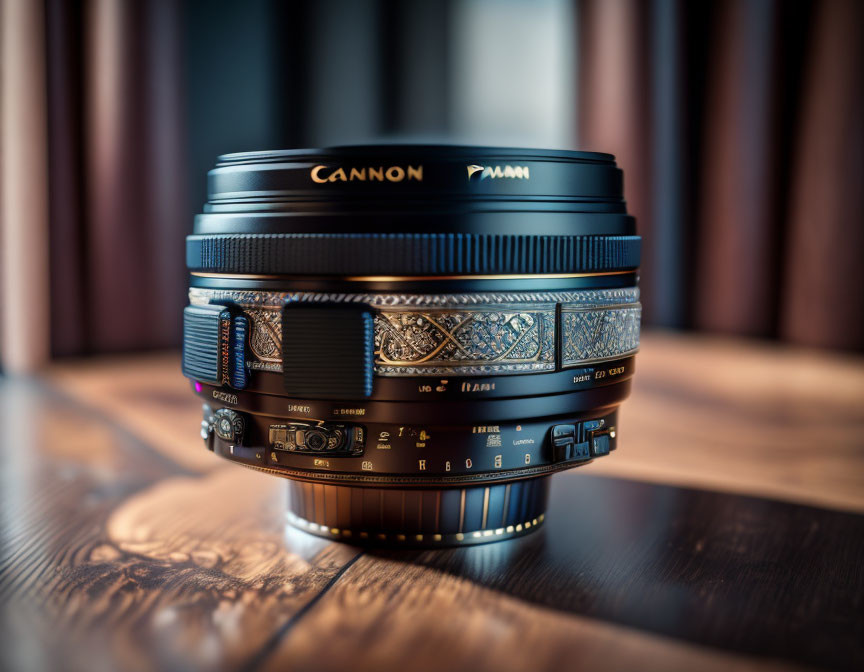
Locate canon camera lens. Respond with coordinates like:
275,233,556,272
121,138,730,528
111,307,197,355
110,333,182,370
183,145,641,546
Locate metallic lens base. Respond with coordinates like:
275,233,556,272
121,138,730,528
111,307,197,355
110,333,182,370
285,478,549,547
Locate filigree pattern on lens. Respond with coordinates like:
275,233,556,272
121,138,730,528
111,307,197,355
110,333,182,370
244,309,282,363
188,286,640,308
188,288,640,375
560,305,641,366
375,309,555,375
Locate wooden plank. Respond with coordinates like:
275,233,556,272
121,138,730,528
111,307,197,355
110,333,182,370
5,333,861,671
0,378,357,671
261,474,864,672
588,332,864,512
48,352,214,473
262,559,807,672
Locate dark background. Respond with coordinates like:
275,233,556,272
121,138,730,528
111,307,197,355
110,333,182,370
21,0,864,358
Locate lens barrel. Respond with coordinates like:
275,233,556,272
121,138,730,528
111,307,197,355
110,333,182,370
183,145,641,546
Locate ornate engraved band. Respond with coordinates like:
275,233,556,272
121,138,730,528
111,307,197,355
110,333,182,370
561,304,642,367
188,287,641,376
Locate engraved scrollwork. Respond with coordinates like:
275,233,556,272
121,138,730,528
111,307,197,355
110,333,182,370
244,308,282,363
187,287,641,376
560,305,641,366
374,310,555,372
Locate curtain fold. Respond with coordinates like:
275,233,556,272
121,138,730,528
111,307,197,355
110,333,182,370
83,0,186,352
46,0,187,356
694,0,779,337
1,0,51,372
781,0,864,349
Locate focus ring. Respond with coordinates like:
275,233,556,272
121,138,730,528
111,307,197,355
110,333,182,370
186,233,641,275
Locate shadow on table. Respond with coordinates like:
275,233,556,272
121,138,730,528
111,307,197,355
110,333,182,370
365,473,864,671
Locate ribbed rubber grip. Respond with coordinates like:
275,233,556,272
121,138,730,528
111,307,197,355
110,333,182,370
187,233,640,275
282,303,374,399
182,304,249,388
182,304,223,384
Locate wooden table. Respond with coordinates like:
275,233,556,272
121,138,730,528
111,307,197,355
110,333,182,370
1,333,862,671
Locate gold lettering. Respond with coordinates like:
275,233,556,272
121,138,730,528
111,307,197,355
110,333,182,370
494,455,502,468
385,166,405,182
212,390,238,405
328,167,347,182
525,453,531,465
418,460,426,471
312,164,423,185
310,165,328,183
445,460,451,471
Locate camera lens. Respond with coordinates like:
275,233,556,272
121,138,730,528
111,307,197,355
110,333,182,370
183,145,641,546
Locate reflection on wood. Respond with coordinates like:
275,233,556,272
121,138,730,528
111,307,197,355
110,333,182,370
0,379,357,671
267,553,803,672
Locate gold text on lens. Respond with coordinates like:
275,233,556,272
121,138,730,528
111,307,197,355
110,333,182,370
310,165,423,183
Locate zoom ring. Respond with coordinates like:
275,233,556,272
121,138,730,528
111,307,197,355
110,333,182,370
187,233,641,275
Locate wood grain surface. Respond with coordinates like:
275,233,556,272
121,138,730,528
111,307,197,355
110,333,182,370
2,332,863,671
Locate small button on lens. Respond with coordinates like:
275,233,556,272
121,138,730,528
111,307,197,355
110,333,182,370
305,430,327,451
588,430,611,457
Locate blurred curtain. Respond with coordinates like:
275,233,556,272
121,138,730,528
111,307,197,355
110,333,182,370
579,0,864,350
43,0,308,358
1,0,51,372
46,0,187,355
5,0,862,367
37,0,433,360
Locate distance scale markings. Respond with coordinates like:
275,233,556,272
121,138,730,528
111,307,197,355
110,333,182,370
367,423,535,473
264,419,585,475
200,388,620,478
199,356,636,403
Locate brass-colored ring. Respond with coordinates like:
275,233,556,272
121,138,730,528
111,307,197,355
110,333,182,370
190,270,635,281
